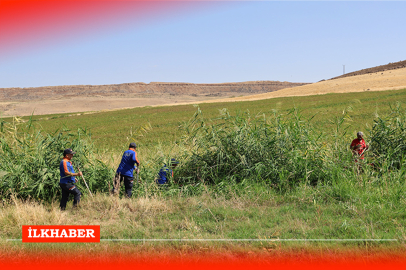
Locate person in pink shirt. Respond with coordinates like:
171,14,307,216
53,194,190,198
350,131,369,160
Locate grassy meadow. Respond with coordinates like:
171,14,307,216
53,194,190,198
21,87,406,150
1,88,406,256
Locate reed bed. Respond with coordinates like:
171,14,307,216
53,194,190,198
1,105,406,201
176,106,406,191
0,117,112,201
370,103,406,171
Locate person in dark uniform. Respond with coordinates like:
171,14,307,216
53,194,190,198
156,158,179,185
113,142,140,198
59,148,82,210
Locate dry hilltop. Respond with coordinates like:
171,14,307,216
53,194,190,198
1,60,406,117
329,60,406,80
0,81,308,116
0,81,308,102
197,60,406,104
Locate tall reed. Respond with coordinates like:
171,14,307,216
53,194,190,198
175,106,406,191
1,104,405,201
0,116,113,201
370,103,406,172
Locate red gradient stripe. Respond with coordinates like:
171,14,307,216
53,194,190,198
1,253,406,270
0,0,209,58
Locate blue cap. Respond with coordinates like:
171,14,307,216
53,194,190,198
63,148,76,156
170,158,179,165
129,142,137,148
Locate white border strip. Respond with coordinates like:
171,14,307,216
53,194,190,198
99,239,398,242
5,238,398,242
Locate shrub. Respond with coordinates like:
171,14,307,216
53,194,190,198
0,117,113,201
176,108,347,189
370,103,406,171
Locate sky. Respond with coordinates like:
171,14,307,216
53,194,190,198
0,0,406,88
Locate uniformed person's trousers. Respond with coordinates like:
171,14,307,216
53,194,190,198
59,182,81,210
113,174,134,198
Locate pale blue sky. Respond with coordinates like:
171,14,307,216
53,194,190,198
1,1,405,88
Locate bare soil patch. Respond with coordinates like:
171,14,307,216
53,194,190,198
0,95,226,117
212,67,406,103
0,81,307,117
330,59,406,80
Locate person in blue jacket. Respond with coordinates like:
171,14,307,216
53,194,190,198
59,148,83,210
156,158,179,185
113,142,140,198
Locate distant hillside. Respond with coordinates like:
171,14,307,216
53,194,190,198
330,60,406,80
0,81,309,102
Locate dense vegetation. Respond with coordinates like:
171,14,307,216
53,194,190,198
13,88,406,151
176,104,406,189
0,118,112,201
0,89,406,244
178,108,335,187
370,104,406,171
1,102,405,201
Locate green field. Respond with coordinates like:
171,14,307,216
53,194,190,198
22,88,406,150
1,88,406,253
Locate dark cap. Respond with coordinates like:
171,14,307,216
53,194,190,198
63,148,76,156
170,158,179,165
129,142,137,148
